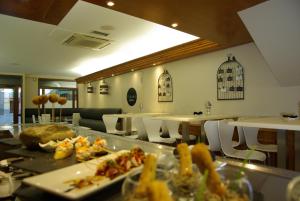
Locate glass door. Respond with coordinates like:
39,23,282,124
0,87,21,125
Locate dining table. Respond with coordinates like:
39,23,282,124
0,124,299,201
102,113,167,134
228,116,300,170
152,114,239,142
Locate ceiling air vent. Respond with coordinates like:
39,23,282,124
63,33,110,50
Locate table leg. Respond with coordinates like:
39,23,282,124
295,131,300,171
277,129,286,168
200,121,206,143
181,122,190,143
125,117,132,134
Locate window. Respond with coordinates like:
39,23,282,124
38,79,78,108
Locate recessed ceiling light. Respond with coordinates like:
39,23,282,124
131,69,134,72
171,23,178,28
111,74,115,77
107,1,115,7
152,63,156,66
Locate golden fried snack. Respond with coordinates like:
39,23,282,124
191,143,225,196
177,143,193,176
147,181,174,201
48,93,59,103
134,154,157,197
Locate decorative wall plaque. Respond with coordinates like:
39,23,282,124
99,80,109,95
127,88,137,106
158,70,173,102
217,55,244,100
87,82,93,93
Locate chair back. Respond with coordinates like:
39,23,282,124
103,116,118,133
142,117,162,142
204,120,221,151
32,115,36,124
132,117,147,140
236,126,246,146
218,120,235,155
41,114,51,124
243,127,260,147
164,120,181,139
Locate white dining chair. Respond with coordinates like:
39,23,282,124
32,115,37,124
203,120,222,152
218,120,266,162
232,126,246,147
103,115,126,136
143,117,176,144
164,120,196,141
242,127,278,153
41,114,51,124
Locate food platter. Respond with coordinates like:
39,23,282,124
23,150,142,200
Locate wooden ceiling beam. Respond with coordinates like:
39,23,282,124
76,39,222,83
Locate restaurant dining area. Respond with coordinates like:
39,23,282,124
0,0,300,201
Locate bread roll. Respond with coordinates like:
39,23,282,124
19,125,75,149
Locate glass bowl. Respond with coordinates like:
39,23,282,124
122,168,171,201
214,167,253,201
170,164,201,200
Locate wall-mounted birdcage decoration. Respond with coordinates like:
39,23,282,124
99,80,109,95
158,70,173,102
217,55,244,100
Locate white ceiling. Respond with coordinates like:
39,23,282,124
239,0,300,86
0,0,198,78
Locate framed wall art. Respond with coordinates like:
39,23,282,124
217,55,244,100
158,70,173,102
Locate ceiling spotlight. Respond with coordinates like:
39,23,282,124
171,23,178,28
131,69,134,72
107,1,115,7
111,74,115,77
152,63,156,66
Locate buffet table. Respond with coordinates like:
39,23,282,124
0,124,299,201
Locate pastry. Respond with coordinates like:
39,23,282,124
19,125,75,149
54,141,73,160
76,146,91,162
75,136,90,150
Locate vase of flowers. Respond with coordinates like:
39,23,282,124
32,96,41,116
39,95,49,114
48,94,59,122
58,97,67,122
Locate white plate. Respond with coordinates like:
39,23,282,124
23,150,140,200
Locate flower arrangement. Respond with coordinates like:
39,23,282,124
58,97,67,122
32,96,41,116
48,94,59,122
39,95,49,114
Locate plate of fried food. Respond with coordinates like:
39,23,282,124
39,136,110,162
23,147,146,200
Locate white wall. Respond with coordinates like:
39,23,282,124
78,43,300,116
